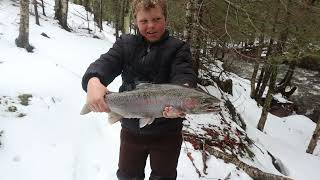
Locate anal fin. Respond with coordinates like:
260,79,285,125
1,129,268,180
139,117,155,128
108,112,123,124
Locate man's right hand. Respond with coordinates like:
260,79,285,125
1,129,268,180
87,77,110,113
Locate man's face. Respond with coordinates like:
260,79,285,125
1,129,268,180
136,5,166,42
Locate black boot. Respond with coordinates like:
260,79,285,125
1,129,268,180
117,169,145,180
149,174,176,180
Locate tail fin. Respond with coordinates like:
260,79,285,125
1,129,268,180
80,104,91,115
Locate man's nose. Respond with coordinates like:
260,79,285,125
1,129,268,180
147,21,155,28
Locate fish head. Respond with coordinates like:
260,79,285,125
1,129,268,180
182,95,221,114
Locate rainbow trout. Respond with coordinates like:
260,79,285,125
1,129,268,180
80,83,221,128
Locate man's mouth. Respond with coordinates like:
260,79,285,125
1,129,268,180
147,32,157,35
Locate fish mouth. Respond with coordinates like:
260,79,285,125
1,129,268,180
206,105,221,112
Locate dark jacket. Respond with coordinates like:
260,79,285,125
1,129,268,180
82,30,197,134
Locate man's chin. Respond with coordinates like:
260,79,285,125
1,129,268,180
146,37,160,42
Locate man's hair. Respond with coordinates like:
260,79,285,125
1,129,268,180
132,0,167,20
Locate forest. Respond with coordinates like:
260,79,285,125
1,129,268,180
17,0,320,120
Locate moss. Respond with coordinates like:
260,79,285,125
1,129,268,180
18,94,32,106
17,113,26,118
8,106,17,112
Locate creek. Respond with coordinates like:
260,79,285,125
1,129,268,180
226,59,320,122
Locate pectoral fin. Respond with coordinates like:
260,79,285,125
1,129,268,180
80,104,91,115
108,112,123,124
139,117,155,128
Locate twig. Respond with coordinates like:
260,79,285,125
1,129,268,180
182,134,202,177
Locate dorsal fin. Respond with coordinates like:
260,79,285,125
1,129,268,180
135,83,155,89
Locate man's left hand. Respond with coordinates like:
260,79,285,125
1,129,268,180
163,106,186,118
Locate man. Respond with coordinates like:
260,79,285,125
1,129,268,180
82,0,197,179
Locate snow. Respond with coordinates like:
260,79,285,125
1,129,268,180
0,0,319,180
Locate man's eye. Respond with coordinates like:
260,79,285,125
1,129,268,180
140,20,148,24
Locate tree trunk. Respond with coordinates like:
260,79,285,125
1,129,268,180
192,0,203,76
113,0,120,38
61,0,70,31
93,0,98,25
306,117,320,154
121,0,130,34
251,62,259,98
119,0,125,33
16,0,34,52
276,61,296,98
86,10,91,34
250,35,264,98
41,0,46,16
93,0,104,31
54,0,70,31
33,0,40,25
258,64,278,131
99,0,103,31
184,0,194,43
54,0,61,20
253,62,266,99
256,64,272,105
83,0,92,12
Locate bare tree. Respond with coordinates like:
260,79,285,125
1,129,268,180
112,0,121,38
192,0,204,76
257,63,278,131
40,0,46,16
184,0,194,43
250,34,264,98
33,0,40,25
54,0,70,31
121,0,130,34
15,0,34,52
93,0,103,31
184,0,202,75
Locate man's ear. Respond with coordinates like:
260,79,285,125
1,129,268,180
133,19,138,28
133,17,137,25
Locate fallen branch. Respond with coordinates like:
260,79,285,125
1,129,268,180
186,152,202,177
205,146,293,180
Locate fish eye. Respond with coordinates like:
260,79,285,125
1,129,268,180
200,99,208,104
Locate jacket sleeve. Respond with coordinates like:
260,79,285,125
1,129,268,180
170,42,198,88
82,37,124,91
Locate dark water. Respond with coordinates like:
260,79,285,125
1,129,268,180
226,60,320,122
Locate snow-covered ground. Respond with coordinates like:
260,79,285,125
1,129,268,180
0,0,319,180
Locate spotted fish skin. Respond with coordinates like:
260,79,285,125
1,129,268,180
80,83,221,128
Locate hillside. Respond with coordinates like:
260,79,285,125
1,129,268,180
0,0,319,180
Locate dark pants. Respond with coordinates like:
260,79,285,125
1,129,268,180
117,128,183,180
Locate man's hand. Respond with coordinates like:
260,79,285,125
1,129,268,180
162,83,190,118
163,106,186,118
87,77,110,113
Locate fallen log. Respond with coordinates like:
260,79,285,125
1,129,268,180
205,146,293,180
